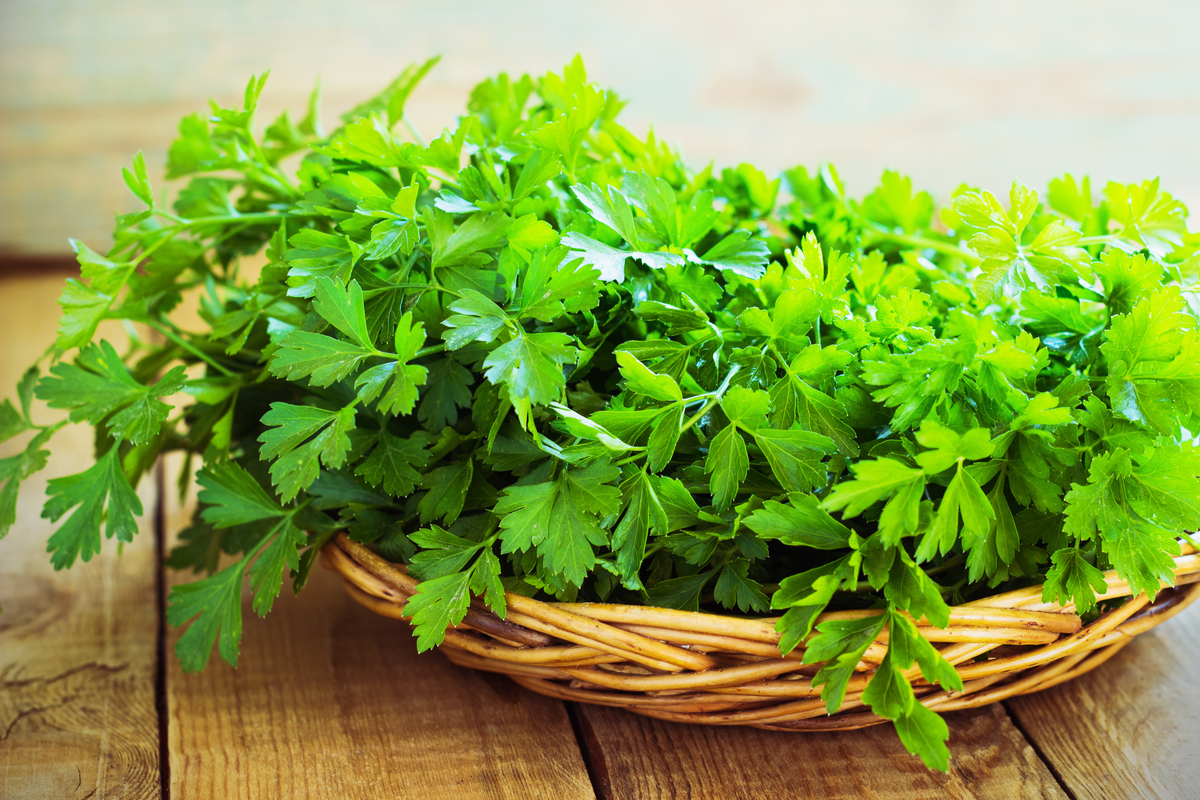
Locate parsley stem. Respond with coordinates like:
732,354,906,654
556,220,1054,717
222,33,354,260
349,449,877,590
149,320,235,377
401,113,428,148
415,344,446,359
923,554,966,577
1075,234,1122,247
865,231,980,265
679,365,741,437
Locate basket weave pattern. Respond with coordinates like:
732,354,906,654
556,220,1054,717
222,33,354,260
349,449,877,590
322,534,1200,731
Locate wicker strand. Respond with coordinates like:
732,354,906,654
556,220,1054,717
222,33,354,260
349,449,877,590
322,534,1200,730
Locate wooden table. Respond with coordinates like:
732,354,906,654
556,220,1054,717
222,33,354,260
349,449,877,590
3,272,1199,799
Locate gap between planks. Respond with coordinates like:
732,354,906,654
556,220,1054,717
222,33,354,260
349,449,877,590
153,460,171,800
1001,700,1077,800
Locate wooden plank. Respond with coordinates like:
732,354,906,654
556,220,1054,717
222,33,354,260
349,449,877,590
0,275,161,800
573,702,1068,800
1005,604,1200,799
161,456,596,800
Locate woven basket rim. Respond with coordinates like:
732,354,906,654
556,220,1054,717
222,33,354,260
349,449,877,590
321,534,1200,730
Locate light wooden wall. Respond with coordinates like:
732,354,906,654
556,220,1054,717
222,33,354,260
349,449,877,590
3,0,1200,254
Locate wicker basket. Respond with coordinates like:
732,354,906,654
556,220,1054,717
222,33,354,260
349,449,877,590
321,534,1200,731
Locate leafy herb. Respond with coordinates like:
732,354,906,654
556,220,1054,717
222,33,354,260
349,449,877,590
6,56,1199,772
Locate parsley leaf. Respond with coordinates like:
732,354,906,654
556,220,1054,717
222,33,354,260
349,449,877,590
495,461,620,586
42,447,143,570
37,341,186,445
258,403,357,502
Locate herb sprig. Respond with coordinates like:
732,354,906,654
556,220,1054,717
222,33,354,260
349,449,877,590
4,56,1199,771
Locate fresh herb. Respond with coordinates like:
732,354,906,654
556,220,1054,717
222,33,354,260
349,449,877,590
4,56,1199,771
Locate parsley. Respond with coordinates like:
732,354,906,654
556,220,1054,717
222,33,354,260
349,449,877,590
8,57,1199,772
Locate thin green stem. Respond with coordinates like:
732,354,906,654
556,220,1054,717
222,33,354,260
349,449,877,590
611,452,646,468
149,320,235,377
865,231,980,265
679,365,741,437
401,113,428,148
1075,234,1122,247
415,343,446,359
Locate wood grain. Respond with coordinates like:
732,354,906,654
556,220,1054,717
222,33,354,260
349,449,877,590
1005,605,1200,800
573,702,1068,800
0,276,161,800
161,457,596,800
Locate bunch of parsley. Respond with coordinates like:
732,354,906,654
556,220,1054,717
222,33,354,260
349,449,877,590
3,57,1199,770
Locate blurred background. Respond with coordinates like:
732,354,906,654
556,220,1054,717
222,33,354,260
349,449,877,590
4,0,1200,259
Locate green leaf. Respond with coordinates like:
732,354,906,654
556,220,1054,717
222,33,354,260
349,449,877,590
355,429,429,496
355,314,429,416
42,447,143,570
405,571,474,651
258,403,357,502
247,519,307,615
506,214,560,260
517,247,602,321
1042,547,1108,614
513,149,562,200
1103,289,1200,433
612,469,669,588
0,428,53,540
364,218,419,261
646,403,684,473
720,386,770,429
645,570,715,612
36,341,186,445
470,546,506,617
704,423,748,511
887,610,962,693
919,463,994,562
861,650,912,719
312,277,374,348
1104,178,1187,258
551,403,635,451
805,614,887,714
913,420,994,474
0,399,28,443
167,558,249,672
483,331,577,410
560,232,684,283
284,230,363,298
862,170,933,232
495,461,620,586
745,497,852,549
713,559,770,613
822,458,925,545
893,702,951,772
616,351,682,402
196,462,284,528
752,428,834,492
771,374,859,457
418,459,474,525
426,209,510,270
418,358,473,431
269,331,372,387
774,606,825,656
690,230,770,280
54,279,112,351
885,550,950,628
571,182,646,249
409,525,484,580
1062,448,1183,600
442,289,509,349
